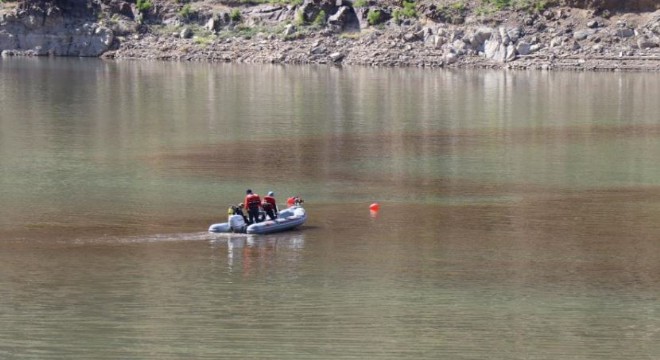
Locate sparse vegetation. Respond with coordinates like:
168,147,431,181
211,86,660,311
339,32,361,39
294,10,305,26
230,8,241,22
393,0,417,23
482,0,510,10
312,10,326,26
480,0,553,12
451,1,466,11
437,1,468,24
178,4,193,19
194,35,215,46
237,0,302,4
402,0,417,17
136,0,152,13
516,0,552,12
231,24,262,39
367,9,382,26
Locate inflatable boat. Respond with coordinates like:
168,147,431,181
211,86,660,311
208,206,306,235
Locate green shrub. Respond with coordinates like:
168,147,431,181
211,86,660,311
234,25,259,39
367,9,382,26
451,1,465,11
312,10,326,26
533,0,550,11
136,0,152,13
392,8,401,23
294,10,305,26
179,4,192,18
485,0,552,12
245,0,302,4
353,0,368,7
392,0,416,23
402,0,417,18
230,8,242,22
194,34,217,46
490,0,511,9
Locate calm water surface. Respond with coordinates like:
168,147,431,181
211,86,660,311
1,58,660,358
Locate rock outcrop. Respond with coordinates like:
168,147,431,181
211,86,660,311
1,0,116,56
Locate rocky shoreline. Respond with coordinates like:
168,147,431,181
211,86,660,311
2,0,660,71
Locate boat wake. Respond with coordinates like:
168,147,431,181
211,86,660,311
62,232,215,245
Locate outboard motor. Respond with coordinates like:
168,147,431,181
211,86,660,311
228,214,247,233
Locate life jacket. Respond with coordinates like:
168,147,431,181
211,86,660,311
246,193,261,210
286,197,296,207
263,196,276,210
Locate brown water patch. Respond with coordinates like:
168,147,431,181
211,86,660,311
149,124,660,199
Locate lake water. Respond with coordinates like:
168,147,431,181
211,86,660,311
2,58,660,359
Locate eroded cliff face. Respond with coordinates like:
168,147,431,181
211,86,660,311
0,0,115,56
560,0,660,12
21,0,100,17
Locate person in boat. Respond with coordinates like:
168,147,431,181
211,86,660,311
229,203,248,224
262,191,278,220
287,196,304,207
244,189,262,224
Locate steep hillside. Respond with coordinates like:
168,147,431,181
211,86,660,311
2,0,660,70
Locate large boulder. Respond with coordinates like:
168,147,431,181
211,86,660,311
573,28,596,40
205,12,233,32
516,41,532,55
248,5,295,25
485,40,516,62
466,27,493,52
327,6,359,32
637,35,659,49
615,27,635,37
484,28,517,62
68,27,115,56
300,0,338,24
105,0,134,19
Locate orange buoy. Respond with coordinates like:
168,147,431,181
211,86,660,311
369,202,380,212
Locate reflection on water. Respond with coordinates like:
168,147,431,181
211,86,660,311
219,233,306,274
2,59,660,358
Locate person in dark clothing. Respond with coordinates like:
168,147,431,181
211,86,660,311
244,189,262,224
262,191,278,220
234,203,248,224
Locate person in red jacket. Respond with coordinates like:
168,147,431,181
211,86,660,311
262,191,278,220
244,189,262,224
286,195,304,207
